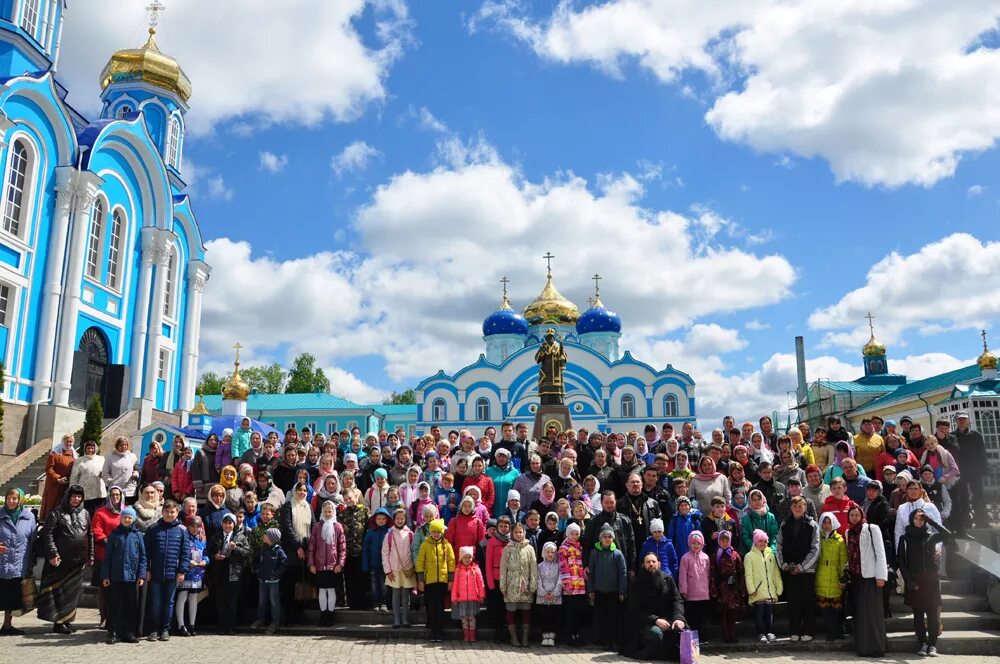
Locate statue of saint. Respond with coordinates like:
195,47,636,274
535,328,568,405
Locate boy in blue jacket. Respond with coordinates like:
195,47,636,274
361,507,392,612
252,527,288,635
587,525,628,650
639,517,679,579
144,500,190,642
666,496,703,558
102,507,146,644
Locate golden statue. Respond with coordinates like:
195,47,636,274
535,328,568,405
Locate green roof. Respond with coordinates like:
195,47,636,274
202,393,365,412
813,380,895,394
369,404,417,415
853,364,983,412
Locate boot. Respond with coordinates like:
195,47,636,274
463,627,471,642
507,624,520,646
469,626,477,642
520,623,530,648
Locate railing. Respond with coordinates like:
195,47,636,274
0,438,51,487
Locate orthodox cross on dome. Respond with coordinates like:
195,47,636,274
500,275,510,298
865,311,876,335
587,297,594,308
232,341,243,368
146,0,166,33
592,273,602,298
983,329,991,352
542,251,555,277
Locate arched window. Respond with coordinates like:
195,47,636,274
166,117,181,168
19,0,40,38
85,199,105,279
162,249,175,316
475,397,490,421
117,104,134,119
106,209,124,289
431,398,446,422
620,394,636,418
663,394,679,418
2,139,30,236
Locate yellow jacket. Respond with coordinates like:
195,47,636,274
416,535,455,585
744,545,783,604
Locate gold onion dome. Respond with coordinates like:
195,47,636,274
190,394,210,415
100,28,192,103
978,330,998,370
862,333,886,357
222,350,250,401
522,274,580,325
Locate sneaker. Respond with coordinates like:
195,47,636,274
766,633,776,642
927,646,938,657
801,635,813,642
759,634,768,644
265,624,278,636
158,631,170,641
789,635,800,642
917,644,929,656
147,633,158,642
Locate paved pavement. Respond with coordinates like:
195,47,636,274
2,608,980,663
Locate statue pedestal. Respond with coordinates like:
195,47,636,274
532,404,573,440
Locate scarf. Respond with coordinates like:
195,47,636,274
594,539,617,552
538,490,555,507
105,485,123,514
694,458,721,482
291,495,312,542
846,517,865,575
220,465,238,490
320,509,338,545
494,529,510,544
3,489,24,522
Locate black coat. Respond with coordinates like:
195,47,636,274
954,428,988,477
40,495,92,565
207,530,251,583
623,569,686,657
582,510,634,567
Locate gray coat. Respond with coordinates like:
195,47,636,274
0,508,36,579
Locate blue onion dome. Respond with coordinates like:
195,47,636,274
483,294,529,336
576,297,622,334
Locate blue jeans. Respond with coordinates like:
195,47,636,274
257,581,281,624
146,580,178,634
369,571,386,607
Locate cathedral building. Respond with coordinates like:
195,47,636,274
0,2,208,456
415,267,696,435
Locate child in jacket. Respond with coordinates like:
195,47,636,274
254,528,287,634
174,515,207,637
640,518,680,579
101,507,147,644
451,545,486,642
667,496,703,558
308,500,347,626
536,541,563,647
416,519,455,642
362,507,392,612
678,530,711,634
815,512,847,641
499,521,538,647
381,508,415,628
745,528,783,644
435,473,460,524
587,525,628,650
208,513,250,635
484,515,511,640
710,529,745,643
558,522,587,645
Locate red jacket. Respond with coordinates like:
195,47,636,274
307,520,347,571
463,474,496,511
91,506,121,562
171,461,194,497
821,495,857,536
445,512,485,555
485,536,509,589
451,561,486,603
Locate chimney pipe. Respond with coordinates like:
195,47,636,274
795,336,808,403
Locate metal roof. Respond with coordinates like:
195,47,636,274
202,393,365,412
853,364,983,412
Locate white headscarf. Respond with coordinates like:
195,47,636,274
320,500,338,545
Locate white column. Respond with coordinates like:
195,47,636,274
32,167,74,403
178,260,209,411
129,246,154,400
51,180,99,406
142,231,172,401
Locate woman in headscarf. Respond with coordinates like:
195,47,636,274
512,454,550,508
272,445,300,494
727,461,752,495
279,481,313,624
739,489,777,555
844,504,888,657
731,445,759,484
667,450,694,482
141,441,165,486
312,474,344,520
41,434,77,519
132,484,161,532
775,448,806,488
0,488,36,635
69,439,106,514
254,469,285,508
90,485,123,629
101,436,139,503
308,500,346,626
862,480,895,619
749,432,774,465
689,456,731,509
161,435,187,494
199,484,232,539
339,470,363,506
897,508,947,657
219,465,244,512
37,485,91,633
313,453,337,492
529,480,558,517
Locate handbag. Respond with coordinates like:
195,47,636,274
294,567,317,602
15,577,37,616
680,629,700,664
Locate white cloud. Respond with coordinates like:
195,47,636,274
967,184,986,197
417,106,449,133
331,141,382,177
325,367,387,404
259,151,289,174
476,1,1000,187
808,233,1000,350
57,0,412,134
206,175,234,202
745,319,770,331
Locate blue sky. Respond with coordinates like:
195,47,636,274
58,1,1000,423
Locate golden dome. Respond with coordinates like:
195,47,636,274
190,386,210,415
522,274,580,325
978,329,997,370
862,333,886,357
100,28,192,103
222,345,250,401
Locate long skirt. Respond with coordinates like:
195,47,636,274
37,562,86,624
852,577,887,657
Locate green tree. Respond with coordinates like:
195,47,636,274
81,394,103,449
197,371,226,396
242,363,287,394
285,353,331,394
383,388,416,405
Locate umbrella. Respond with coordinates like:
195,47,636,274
209,415,282,440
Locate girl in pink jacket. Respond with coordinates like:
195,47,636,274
451,546,486,641
308,500,347,626
678,530,712,634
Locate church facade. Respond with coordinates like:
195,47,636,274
415,269,696,435
0,1,208,451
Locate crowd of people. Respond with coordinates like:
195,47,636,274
0,411,988,659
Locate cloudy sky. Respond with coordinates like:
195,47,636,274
57,1,1000,425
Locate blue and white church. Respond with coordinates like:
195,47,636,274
416,267,696,435
0,1,208,455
